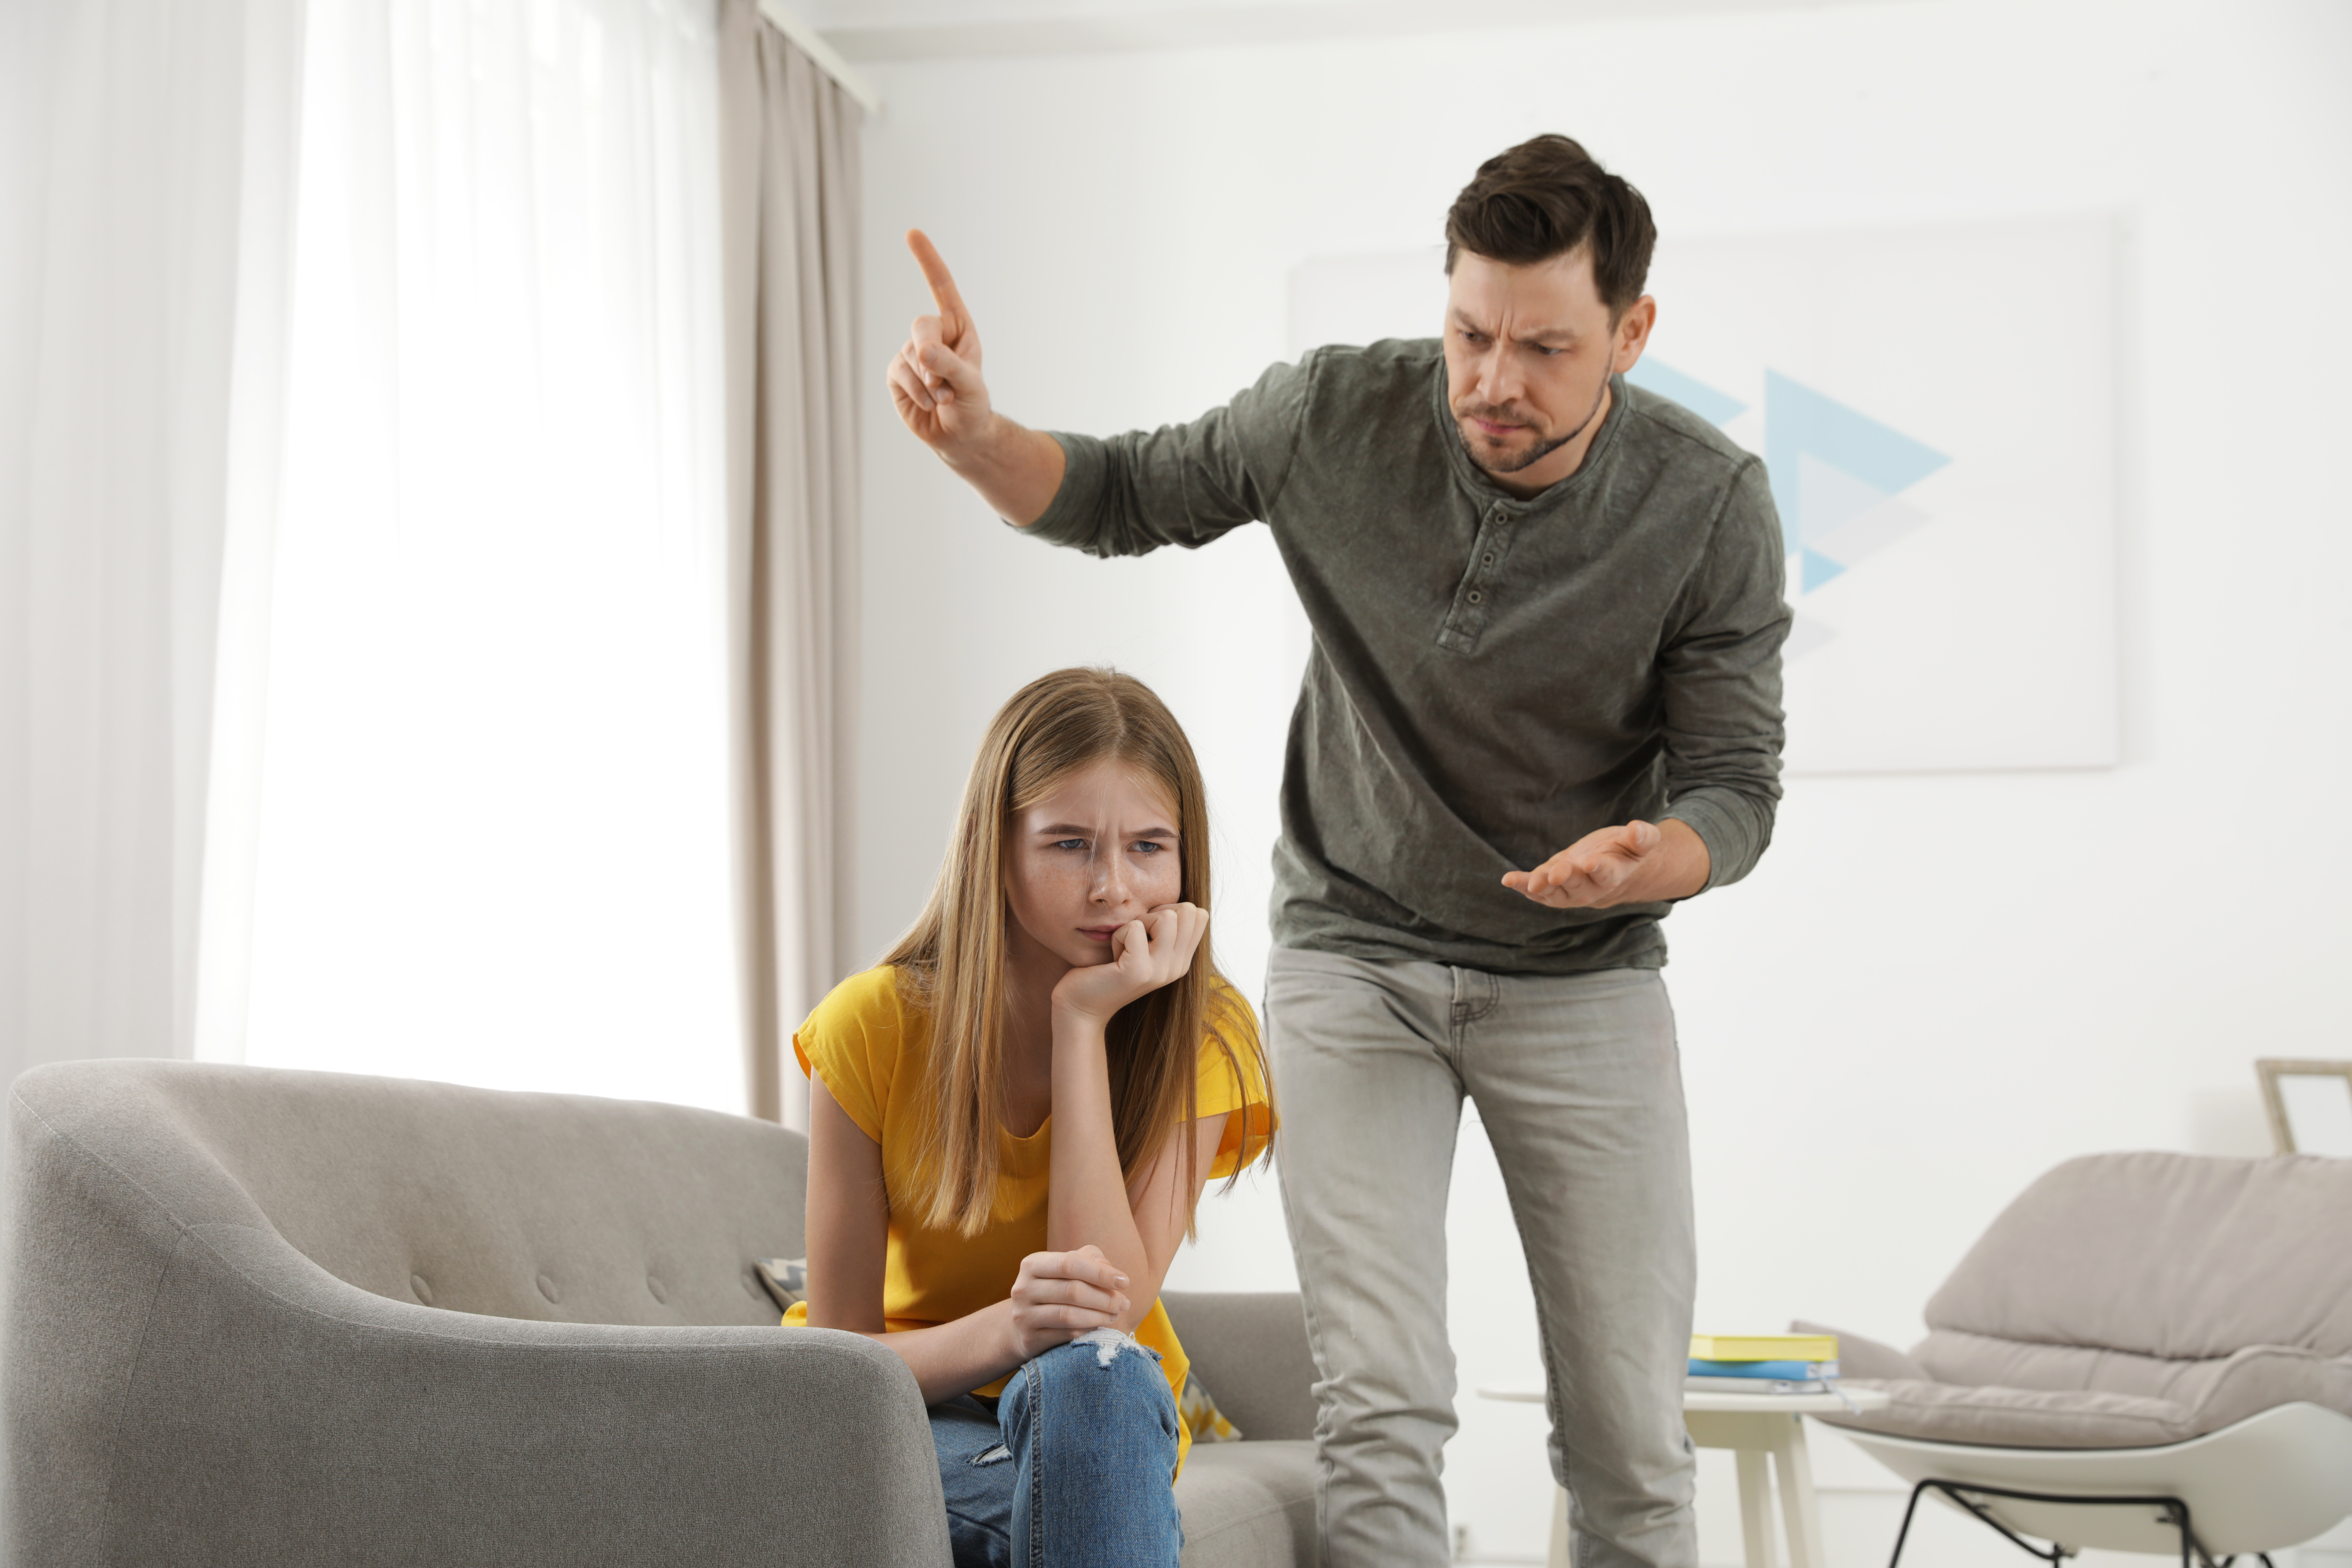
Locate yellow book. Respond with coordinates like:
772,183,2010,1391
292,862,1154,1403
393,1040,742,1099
1690,1333,1839,1362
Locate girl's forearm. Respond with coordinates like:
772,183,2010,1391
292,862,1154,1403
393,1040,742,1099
855,1299,1022,1406
1045,1008,1155,1327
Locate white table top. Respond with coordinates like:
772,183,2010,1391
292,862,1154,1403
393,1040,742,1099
1476,1383,1890,1416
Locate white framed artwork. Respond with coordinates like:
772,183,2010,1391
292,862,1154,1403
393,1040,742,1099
1290,216,2119,774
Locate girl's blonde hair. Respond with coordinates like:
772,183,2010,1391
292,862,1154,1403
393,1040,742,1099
882,667,1270,1238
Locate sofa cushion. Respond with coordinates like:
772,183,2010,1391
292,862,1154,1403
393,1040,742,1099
1174,1440,1315,1568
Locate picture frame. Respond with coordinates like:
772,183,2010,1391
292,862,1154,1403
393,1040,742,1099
2254,1059,2352,1156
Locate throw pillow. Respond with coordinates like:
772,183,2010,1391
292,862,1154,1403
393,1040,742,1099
756,1256,807,1314
1180,1369,1244,1443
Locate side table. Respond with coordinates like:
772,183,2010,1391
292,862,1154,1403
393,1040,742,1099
1475,1382,1891,1568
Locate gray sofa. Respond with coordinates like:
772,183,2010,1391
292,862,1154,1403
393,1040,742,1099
2,1059,1318,1567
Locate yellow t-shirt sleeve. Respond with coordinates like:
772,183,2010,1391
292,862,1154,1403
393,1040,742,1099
1194,984,1276,1181
792,966,901,1144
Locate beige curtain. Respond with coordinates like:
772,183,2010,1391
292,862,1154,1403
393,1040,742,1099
1,0,304,1079
718,0,863,1128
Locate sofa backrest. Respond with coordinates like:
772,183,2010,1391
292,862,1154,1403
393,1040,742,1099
8,1059,804,1327
1162,1292,1318,1441
1918,1150,2352,1389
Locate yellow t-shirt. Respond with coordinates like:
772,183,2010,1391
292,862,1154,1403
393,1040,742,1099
784,964,1276,1474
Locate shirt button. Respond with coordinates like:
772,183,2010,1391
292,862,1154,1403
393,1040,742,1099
1466,589,1484,604
1480,553,1496,567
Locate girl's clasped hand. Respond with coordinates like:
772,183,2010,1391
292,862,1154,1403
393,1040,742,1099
1004,1242,1127,1360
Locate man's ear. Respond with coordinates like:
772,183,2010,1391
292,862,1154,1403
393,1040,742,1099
1613,295,1658,374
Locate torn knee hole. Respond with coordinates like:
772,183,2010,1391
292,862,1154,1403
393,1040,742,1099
1073,1328,1156,1367
967,1444,1011,1467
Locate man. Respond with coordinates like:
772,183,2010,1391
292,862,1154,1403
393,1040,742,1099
888,134,1788,1568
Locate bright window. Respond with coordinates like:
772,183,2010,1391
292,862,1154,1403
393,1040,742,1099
233,0,743,1113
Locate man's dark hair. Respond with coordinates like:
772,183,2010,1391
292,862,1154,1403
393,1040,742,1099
1444,134,1656,318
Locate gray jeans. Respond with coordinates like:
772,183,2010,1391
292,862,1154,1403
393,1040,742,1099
1266,947,1697,1568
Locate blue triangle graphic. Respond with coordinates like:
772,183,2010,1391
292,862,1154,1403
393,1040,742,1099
1797,453,1893,546
1625,358,1747,427
1801,548,1847,593
1766,371,1950,556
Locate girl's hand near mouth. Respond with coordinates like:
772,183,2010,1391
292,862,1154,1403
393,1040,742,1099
1051,903,1208,1027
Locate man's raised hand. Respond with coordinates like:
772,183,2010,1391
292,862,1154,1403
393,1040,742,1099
883,229,1068,524
1503,819,1712,909
888,229,992,454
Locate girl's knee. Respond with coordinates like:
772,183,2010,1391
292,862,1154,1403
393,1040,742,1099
1014,1334,1175,1426
1056,1330,1164,1380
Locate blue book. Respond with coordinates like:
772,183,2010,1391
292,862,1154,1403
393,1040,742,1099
1685,1376,1832,1396
1688,1357,1840,1380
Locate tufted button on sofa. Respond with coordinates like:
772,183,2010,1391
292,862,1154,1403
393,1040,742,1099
2,1059,1318,1567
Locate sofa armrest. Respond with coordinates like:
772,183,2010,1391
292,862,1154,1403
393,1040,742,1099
1790,1317,1931,1382
15,1217,951,1568
1162,1291,1319,1441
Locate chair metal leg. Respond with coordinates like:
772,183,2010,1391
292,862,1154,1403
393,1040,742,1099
1883,1478,2228,1568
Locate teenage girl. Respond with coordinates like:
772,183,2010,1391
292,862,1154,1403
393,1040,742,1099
786,667,1276,1567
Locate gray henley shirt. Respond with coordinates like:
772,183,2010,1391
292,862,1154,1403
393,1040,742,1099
1027,337,1790,975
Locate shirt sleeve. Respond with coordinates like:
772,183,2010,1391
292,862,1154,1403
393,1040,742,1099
792,969,897,1144
1193,985,1277,1181
1022,354,1318,559
1657,456,1791,891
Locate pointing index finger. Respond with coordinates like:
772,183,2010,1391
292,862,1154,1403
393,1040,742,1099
905,228,969,338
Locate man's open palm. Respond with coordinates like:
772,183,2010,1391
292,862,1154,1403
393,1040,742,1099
1504,820,1670,909
887,230,992,451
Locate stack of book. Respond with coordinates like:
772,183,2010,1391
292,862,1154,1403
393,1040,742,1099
1687,1332,1841,1395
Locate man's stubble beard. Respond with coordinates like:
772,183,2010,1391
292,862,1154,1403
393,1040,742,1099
1454,368,1615,477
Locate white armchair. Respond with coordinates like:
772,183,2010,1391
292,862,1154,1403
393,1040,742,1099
1803,1151,2352,1564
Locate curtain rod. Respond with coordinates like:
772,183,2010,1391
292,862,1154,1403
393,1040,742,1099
756,0,884,114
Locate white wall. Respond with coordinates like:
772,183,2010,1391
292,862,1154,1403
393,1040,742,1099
848,1,2352,1560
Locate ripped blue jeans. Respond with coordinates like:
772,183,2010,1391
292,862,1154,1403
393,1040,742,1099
929,1333,1184,1568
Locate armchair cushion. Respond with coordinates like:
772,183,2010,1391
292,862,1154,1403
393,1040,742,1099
1809,1152,2352,1450
1788,1318,1926,1382
1920,1152,2352,1365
